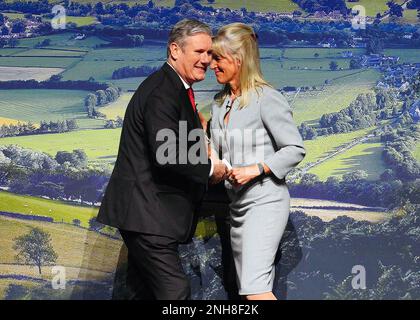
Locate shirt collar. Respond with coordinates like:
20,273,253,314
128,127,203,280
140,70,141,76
166,62,191,89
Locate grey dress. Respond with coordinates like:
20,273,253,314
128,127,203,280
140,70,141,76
210,85,305,295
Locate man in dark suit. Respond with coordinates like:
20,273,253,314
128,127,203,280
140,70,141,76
97,19,228,300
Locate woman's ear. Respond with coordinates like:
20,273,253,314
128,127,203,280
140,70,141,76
236,58,242,67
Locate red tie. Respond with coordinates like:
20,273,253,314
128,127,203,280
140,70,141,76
187,87,196,112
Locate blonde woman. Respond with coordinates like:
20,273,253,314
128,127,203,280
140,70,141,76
208,23,306,300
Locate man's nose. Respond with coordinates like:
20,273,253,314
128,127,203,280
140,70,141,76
201,52,211,65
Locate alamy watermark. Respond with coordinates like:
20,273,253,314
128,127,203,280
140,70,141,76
51,5,66,30
351,5,367,30
51,265,66,290
155,121,266,166
351,265,367,290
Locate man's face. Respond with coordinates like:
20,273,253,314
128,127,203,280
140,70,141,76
171,33,212,84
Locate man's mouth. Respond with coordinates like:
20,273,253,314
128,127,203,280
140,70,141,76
195,66,207,72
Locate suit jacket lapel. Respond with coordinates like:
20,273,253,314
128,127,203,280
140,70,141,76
162,63,201,128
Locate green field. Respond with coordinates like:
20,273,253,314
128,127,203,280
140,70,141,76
45,15,98,27
98,93,132,120
0,191,98,228
278,48,365,59
0,48,27,56
197,0,301,12
13,48,86,57
3,11,97,26
402,9,419,24
0,56,81,68
291,69,379,124
61,47,166,82
18,32,108,50
299,127,373,166
0,128,121,164
384,49,420,63
346,0,405,16
0,89,105,129
64,0,301,12
308,137,387,180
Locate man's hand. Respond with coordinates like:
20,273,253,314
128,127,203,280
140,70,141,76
209,160,229,185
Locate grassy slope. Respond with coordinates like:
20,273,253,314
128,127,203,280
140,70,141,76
0,190,98,227
346,0,405,16
291,70,379,124
299,127,373,166
98,93,132,120
0,89,106,130
0,215,121,299
308,137,387,180
0,128,120,164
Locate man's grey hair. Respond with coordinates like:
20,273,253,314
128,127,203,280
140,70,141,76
167,19,212,58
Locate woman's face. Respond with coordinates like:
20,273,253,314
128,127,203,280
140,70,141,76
210,52,241,85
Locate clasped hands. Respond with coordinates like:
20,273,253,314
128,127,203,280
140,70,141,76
200,113,261,187
209,151,261,187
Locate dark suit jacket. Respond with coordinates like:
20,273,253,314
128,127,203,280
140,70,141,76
97,63,211,243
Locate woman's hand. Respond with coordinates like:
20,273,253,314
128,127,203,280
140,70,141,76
227,165,260,187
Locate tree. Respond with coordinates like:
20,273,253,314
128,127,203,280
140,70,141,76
387,1,404,17
88,217,103,231
49,74,62,82
329,61,338,71
367,37,384,54
95,90,107,105
84,93,97,117
11,21,25,34
350,58,362,69
13,227,58,274
342,170,368,183
66,119,78,131
1,26,9,35
8,38,19,48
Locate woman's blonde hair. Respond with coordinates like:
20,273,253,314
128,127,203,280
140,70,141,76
212,23,271,108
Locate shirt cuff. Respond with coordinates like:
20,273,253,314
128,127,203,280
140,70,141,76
208,158,214,177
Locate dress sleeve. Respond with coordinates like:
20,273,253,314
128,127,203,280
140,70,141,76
260,88,306,180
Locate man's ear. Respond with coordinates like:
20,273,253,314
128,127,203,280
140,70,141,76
169,42,181,60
